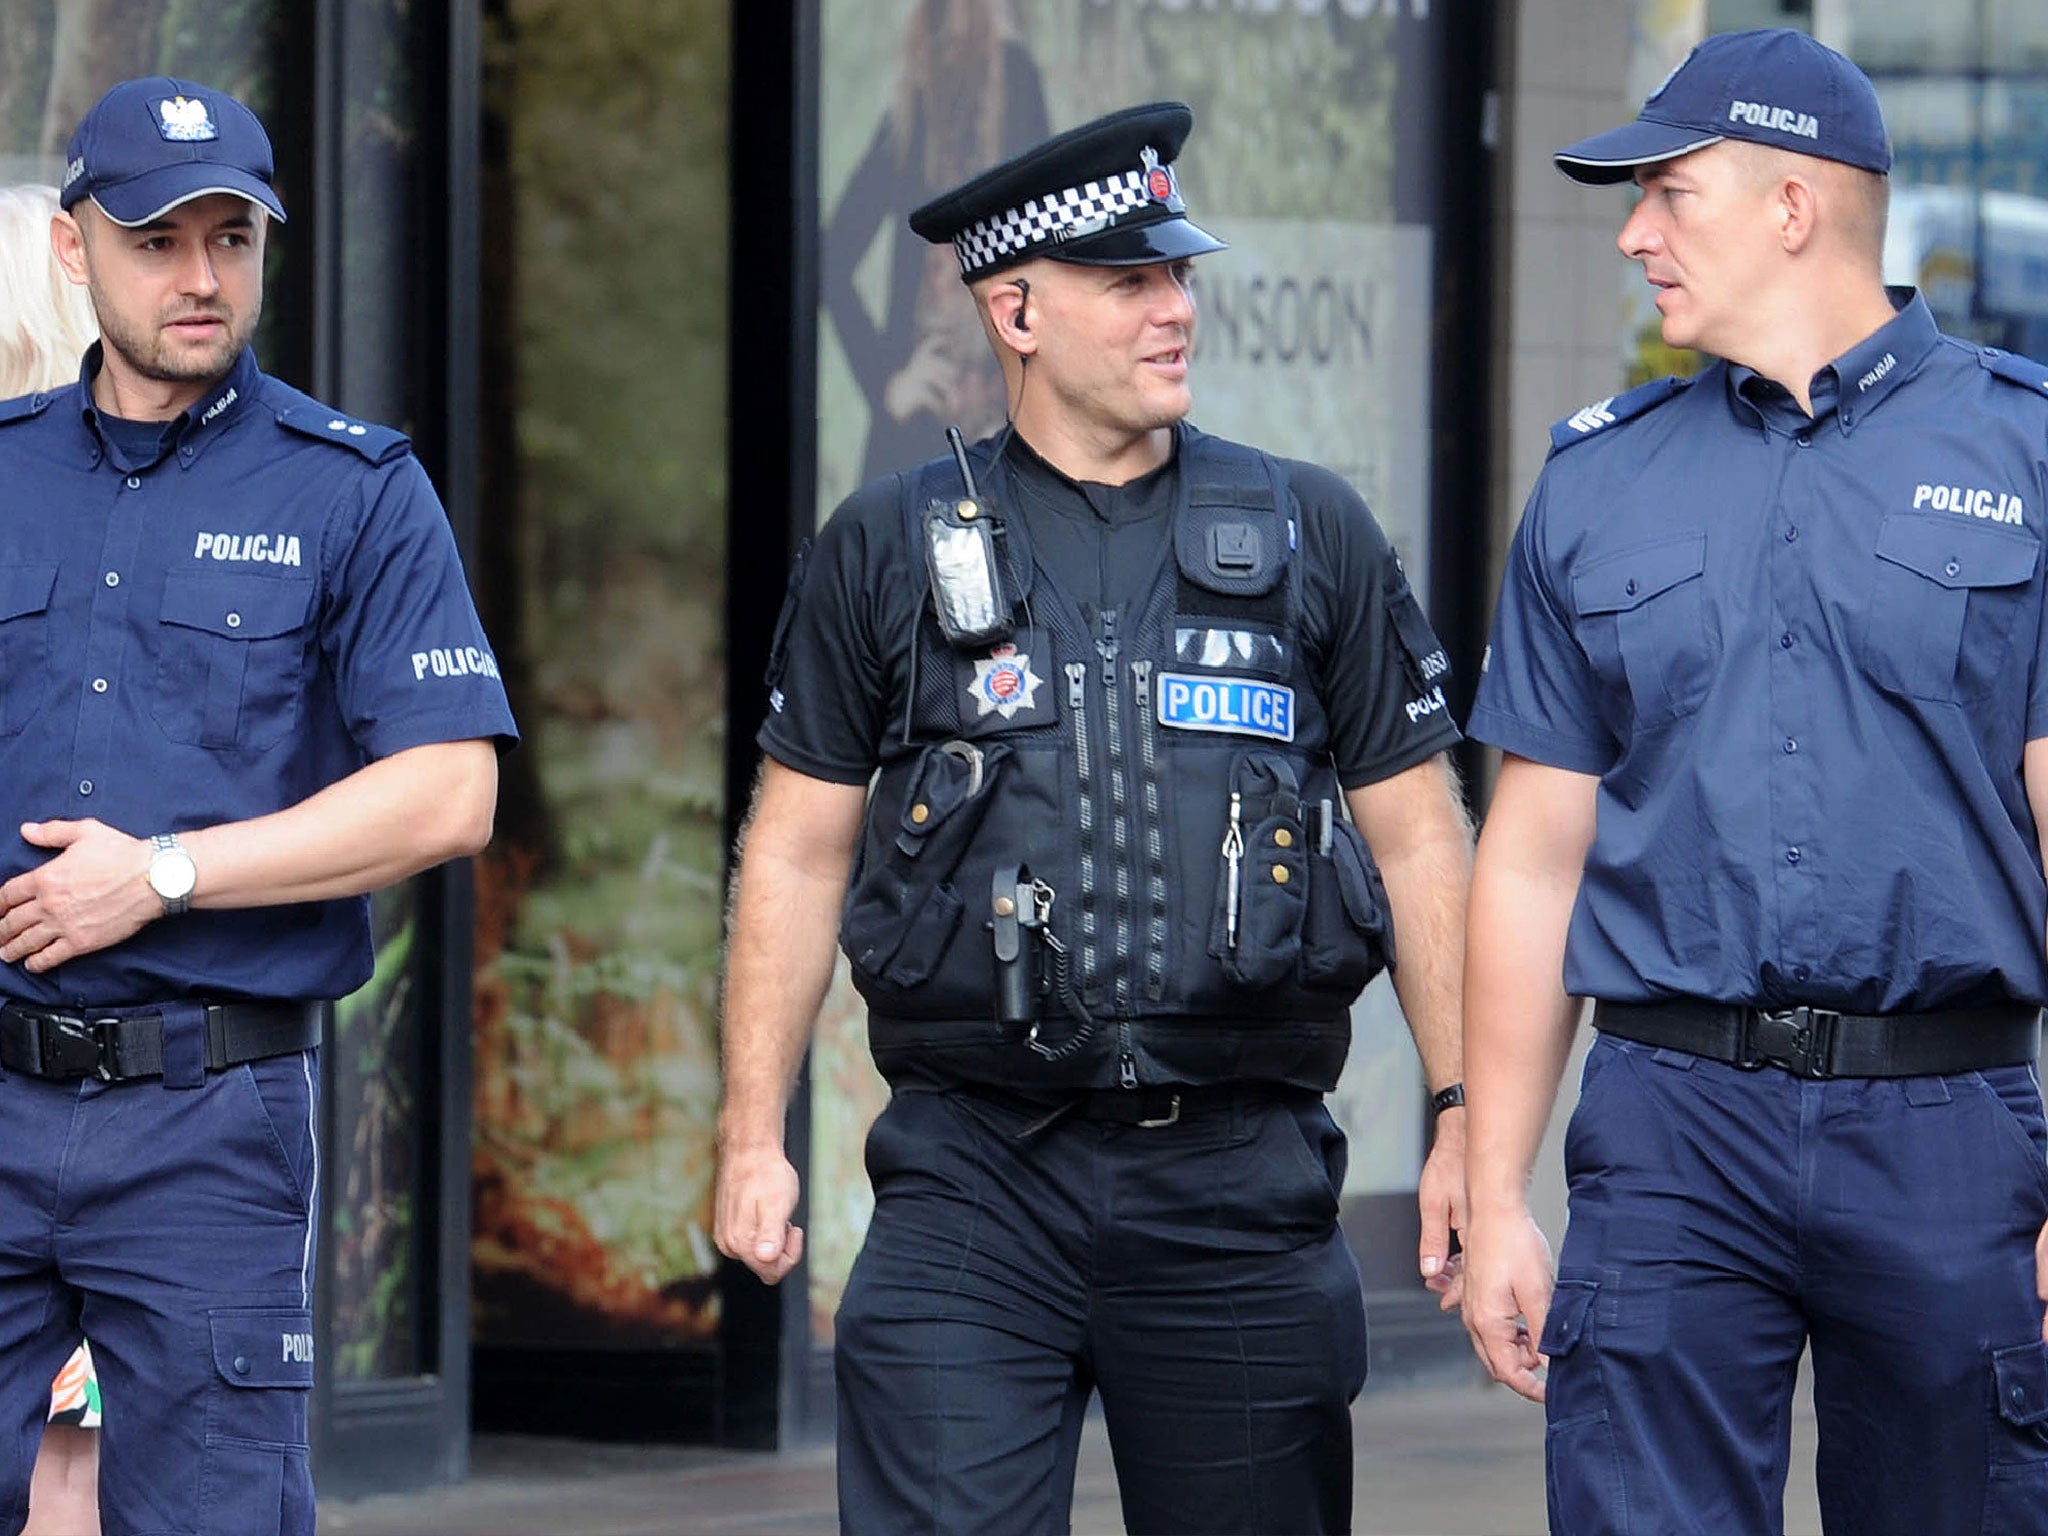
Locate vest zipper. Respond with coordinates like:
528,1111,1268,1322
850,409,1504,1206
1065,660,1100,996
1097,610,1133,1022
1131,659,1167,1002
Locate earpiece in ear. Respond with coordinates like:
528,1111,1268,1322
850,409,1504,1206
1012,277,1031,333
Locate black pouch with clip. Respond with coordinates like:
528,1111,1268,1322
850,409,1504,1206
1299,803,1395,991
843,740,1011,989
1207,752,1310,988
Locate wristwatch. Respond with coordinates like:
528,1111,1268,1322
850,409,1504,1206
146,833,197,917
1429,1082,1466,1116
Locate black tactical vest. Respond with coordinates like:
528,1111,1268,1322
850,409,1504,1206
842,428,1394,1094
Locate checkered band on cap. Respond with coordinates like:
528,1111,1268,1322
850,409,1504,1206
951,165,1154,278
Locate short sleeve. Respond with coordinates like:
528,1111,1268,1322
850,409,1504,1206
1465,475,1617,773
319,456,518,757
1290,463,1461,788
756,478,908,784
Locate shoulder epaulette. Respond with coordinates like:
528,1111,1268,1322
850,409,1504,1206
0,393,54,428
1548,374,1693,454
275,401,411,465
1978,346,2048,399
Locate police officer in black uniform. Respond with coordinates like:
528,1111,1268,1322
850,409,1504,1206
717,103,1472,1535
0,78,514,1534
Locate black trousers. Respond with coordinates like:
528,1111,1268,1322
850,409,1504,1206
834,1085,1370,1536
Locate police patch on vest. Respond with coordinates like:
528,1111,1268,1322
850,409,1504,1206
1156,672,1295,742
968,643,1043,720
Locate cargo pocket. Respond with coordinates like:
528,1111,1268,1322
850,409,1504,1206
0,564,57,739
1542,1278,1628,1535
1209,753,1307,988
1862,514,2037,703
842,741,1008,989
200,1308,315,1536
1571,532,1716,729
1985,1340,2048,1534
1299,819,1393,992
151,573,315,751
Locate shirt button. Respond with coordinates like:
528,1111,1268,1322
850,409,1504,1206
1795,431,1812,448
1786,847,1801,865
78,780,92,796
104,572,120,588
124,475,140,489
1780,632,1795,649
225,612,242,629
91,678,107,694
1945,560,1961,577
1625,578,1638,596
233,1356,250,1376
1794,965,1810,982
1783,737,1798,754
1784,525,1799,543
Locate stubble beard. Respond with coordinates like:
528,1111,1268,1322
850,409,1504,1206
91,277,257,388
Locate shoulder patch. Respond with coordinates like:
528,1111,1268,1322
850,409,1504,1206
275,402,411,465
0,393,53,428
1548,375,1693,454
1978,347,2048,398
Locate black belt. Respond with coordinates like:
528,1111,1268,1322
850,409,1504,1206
0,1001,322,1084
1594,999,2040,1079
963,1080,1310,1131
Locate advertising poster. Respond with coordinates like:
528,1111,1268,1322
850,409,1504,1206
468,0,731,1352
812,0,1444,1342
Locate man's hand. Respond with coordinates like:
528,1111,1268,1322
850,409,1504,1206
0,820,160,972
1419,1104,1468,1311
1461,1206,1555,1403
2036,1214,2048,1344
715,1142,805,1285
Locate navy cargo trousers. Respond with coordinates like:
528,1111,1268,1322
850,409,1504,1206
834,1084,1370,1535
0,1031,318,1536
1545,1034,2048,1535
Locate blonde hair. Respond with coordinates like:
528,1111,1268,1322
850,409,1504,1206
0,185,97,398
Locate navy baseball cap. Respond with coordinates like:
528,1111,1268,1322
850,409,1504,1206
1555,28,1891,185
910,102,1225,283
61,77,287,226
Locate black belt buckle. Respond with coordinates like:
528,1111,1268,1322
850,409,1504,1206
1743,1006,1839,1079
37,1013,119,1081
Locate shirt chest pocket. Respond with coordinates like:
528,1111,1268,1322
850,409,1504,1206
0,564,58,739
151,573,315,752
1861,514,2039,704
1571,532,1718,729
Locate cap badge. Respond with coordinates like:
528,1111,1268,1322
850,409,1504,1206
1141,145,1174,203
156,96,218,143
969,643,1043,720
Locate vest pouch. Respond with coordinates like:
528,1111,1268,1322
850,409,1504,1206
1300,819,1394,992
843,740,1010,989
1208,753,1309,988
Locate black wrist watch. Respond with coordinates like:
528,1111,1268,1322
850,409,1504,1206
1429,1082,1465,1116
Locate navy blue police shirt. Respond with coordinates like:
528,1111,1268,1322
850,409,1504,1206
1470,291,2048,1013
762,426,1460,792
0,345,518,1008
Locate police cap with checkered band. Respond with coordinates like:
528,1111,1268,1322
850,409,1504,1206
61,76,287,227
910,101,1225,283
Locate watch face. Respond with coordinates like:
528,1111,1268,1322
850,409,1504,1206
150,848,197,901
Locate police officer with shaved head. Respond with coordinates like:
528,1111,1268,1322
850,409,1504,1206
716,103,1474,1534
1462,29,2048,1532
0,78,513,1533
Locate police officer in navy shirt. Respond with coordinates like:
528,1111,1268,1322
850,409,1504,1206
1462,30,2048,1533
716,104,1473,1534
0,78,514,1534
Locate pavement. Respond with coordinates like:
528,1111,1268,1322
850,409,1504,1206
322,1368,1826,1535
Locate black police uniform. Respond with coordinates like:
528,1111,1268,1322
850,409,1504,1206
767,424,1455,1532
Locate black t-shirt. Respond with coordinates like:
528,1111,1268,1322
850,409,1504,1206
762,429,1459,787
